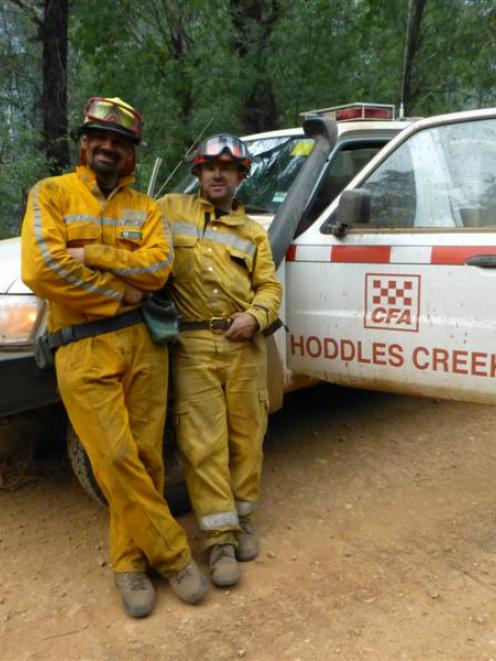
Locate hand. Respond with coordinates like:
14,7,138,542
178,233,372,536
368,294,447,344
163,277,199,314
67,247,85,262
123,284,144,305
224,312,259,341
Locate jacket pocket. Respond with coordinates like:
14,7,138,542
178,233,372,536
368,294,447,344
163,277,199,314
66,223,99,246
258,389,270,438
172,234,198,280
173,234,198,249
259,388,270,411
229,247,253,273
174,400,191,451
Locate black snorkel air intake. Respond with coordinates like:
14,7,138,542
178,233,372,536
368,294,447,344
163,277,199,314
268,116,338,268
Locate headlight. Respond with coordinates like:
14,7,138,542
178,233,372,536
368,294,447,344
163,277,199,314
0,295,45,347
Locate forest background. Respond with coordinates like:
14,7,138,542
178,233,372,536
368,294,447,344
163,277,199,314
1,0,495,237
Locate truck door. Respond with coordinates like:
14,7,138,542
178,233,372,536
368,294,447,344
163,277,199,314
286,113,496,404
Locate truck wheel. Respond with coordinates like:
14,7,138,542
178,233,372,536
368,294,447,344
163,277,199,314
66,424,105,505
66,424,191,516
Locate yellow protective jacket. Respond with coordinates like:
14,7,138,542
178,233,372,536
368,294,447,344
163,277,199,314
157,193,281,332
22,166,173,332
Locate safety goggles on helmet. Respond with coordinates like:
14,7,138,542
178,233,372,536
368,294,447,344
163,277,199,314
189,134,252,174
81,97,143,144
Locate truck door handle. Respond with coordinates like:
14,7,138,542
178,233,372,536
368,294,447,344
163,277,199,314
465,255,496,268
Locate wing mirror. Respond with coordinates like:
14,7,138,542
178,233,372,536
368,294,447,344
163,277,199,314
331,188,371,238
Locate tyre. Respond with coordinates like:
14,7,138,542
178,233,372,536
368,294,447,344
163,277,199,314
66,424,191,516
66,424,104,504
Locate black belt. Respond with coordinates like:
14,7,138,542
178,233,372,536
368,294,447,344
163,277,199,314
47,309,144,349
179,317,232,333
179,316,287,337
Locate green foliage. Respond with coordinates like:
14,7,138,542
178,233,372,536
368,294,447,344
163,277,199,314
1,0,495,237
0,3,47,236
411,0,496,113
69,0,245,189
0,126,49,238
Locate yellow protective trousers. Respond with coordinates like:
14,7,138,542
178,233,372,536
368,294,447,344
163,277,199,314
55,323,191,575
173,331,269,548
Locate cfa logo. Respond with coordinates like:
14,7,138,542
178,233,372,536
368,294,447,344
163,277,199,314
364,273,421,332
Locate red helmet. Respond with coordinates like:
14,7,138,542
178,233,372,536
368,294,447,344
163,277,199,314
187,134,252,175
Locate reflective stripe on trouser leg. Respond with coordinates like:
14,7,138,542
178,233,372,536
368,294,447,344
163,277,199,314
56,324,191,575
199,511,239,532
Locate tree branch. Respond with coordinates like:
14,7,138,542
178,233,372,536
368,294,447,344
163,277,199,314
6,0,43,27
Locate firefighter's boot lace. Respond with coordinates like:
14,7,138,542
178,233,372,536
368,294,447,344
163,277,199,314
169,559,208,604
209,544,241,587
235,518,260,561
114,571,156,618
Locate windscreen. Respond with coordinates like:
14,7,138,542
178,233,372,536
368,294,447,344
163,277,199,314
171,135,315,214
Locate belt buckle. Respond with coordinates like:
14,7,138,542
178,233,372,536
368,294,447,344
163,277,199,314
209,316,230,333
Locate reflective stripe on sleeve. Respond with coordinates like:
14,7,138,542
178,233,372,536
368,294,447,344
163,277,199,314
199,511,239,532
33,186,122,301
162,218,174,264
111,258,171,276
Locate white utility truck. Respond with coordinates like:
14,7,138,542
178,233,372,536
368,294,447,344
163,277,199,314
274,106,496,410
8,104,495,508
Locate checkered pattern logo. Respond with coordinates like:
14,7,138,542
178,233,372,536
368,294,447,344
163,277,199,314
365,274,421,332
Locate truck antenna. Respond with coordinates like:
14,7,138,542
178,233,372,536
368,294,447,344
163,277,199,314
153,118,214,199
147,157,163,197
400,0,414,119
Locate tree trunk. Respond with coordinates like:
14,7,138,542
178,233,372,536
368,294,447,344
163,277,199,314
230,0,279,133
402,0,428,115
41,0,70,174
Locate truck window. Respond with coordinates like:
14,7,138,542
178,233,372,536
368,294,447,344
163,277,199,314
359,118,496,229
359,141,416,228
298,141,389,235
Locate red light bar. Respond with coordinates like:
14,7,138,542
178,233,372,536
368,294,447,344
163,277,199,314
335,108,363,121
301,102,395,121
364,107,393,119
335,105,394,121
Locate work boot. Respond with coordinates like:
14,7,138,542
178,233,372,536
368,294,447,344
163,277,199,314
235,518,260,561
209,544,241,587
168,559,208,604
114,572,156,618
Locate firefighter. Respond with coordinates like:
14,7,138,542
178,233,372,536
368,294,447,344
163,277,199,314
21,97,208,618
158,134,282,587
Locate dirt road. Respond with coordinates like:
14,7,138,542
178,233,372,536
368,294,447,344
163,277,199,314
2,385,496,661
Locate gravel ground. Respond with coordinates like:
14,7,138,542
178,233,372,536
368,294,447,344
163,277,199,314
2,384,496,661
